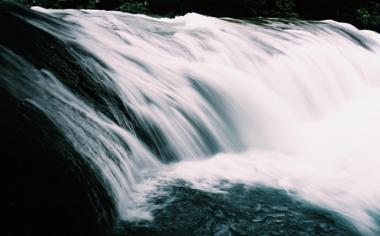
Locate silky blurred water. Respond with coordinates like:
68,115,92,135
5,7,380,234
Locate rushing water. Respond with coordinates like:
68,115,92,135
2,4,380,235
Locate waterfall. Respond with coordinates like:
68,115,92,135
2,4,380,235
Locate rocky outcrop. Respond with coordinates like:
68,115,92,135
0,3,117,235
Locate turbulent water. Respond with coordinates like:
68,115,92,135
2,4,380,235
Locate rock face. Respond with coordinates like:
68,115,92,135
0,3,116,236
123,184,362,236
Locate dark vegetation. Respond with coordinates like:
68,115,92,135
11,0,380,31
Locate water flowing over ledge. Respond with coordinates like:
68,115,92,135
2,2,380,235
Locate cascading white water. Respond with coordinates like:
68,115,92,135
10,7,380,234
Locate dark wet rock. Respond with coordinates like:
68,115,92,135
0,2,117,235
0,1,181,163
123,184,361,236
0,86,116,236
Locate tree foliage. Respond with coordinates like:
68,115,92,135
118,0,149,14
11,0,380,31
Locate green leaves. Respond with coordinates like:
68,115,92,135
11,0,380,31
118,1,149,14
355,2,380,30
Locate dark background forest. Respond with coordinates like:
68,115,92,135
12,0,380,31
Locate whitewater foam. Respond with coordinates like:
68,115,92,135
12,8,380,234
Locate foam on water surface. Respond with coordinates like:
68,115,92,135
8,7,380,234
